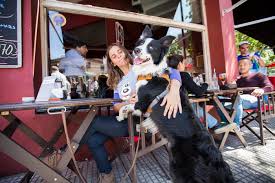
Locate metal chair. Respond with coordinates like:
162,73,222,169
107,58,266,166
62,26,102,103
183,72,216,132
241,91,275,145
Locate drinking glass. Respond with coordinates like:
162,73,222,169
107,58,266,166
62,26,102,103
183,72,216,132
218,73,226,85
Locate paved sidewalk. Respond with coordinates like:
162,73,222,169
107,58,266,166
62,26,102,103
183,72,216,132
1,120,275,183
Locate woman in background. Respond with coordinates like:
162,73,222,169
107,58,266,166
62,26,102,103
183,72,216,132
167,54,224,130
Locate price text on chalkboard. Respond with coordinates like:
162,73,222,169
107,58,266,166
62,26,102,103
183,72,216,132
0,0,22,68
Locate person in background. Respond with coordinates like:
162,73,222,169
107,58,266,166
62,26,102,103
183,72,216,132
167,54,226,131
222,58,273,130
51,66,71,99
82,43,182,183
59,41,88,76
59,41,88,98
237,41,265,73
95,75,113,98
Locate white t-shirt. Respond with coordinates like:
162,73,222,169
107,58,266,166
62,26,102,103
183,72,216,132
114,67,137,101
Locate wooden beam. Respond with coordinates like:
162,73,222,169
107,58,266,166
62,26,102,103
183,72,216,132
40,0,49,77
42,0,205,32
61,0,83,3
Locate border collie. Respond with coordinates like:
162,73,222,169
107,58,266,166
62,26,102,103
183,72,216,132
131,26,235,183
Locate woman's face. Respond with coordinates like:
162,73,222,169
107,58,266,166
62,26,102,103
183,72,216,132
177,59,185,72
108,46,128,67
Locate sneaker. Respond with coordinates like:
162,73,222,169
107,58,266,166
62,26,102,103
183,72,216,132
98,171,115,183
230,125,243,135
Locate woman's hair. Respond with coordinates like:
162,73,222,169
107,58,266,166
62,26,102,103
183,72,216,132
167,54,184,69
105,43,133,89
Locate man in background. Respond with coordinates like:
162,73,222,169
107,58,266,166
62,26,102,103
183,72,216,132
59,41,88,98
59,41,88,76
237,41,265,73
222,58,273,131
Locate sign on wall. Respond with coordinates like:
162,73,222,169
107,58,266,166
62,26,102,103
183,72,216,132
0,0,22,68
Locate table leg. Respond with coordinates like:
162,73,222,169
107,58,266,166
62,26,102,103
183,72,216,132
213,96,247,148
0,133,70,183
219,131,229,150
56,106,98,171
2,113,48,148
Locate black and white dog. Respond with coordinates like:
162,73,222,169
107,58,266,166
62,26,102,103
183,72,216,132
131,26,235,183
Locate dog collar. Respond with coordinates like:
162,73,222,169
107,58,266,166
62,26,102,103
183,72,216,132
137,73,170,83
145,88,169,114
137,74,153,81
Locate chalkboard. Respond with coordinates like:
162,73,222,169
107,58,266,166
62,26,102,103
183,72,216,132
0,0,22,68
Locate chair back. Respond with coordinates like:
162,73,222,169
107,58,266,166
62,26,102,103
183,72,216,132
258,91,275,120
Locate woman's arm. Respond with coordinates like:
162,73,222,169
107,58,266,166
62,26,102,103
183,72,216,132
181,72,208,97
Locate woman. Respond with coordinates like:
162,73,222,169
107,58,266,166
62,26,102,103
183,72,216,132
167,54,222,130
83,43,182,183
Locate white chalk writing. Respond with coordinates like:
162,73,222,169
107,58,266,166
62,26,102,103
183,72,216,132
0,40,17,58
0,23,16,30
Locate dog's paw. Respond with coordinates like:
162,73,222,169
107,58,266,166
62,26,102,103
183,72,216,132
132,109,142,116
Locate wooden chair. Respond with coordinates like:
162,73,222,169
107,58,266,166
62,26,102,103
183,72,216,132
241,91,275,145
126,113,170,183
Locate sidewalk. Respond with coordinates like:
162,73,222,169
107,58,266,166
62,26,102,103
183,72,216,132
1,120,275,183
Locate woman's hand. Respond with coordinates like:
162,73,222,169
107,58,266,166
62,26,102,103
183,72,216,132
160,80,182,119
128,93,137,104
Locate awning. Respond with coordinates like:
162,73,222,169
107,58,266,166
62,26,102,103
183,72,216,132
232,0,275,47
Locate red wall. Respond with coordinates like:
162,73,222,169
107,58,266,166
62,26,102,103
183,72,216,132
0,1,64,176
205,0,238,82
0,0,34,175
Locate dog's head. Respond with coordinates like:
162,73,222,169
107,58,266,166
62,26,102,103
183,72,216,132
132,26,175,75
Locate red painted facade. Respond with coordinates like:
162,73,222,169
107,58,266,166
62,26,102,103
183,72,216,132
206,0,238,82
0,0,238,176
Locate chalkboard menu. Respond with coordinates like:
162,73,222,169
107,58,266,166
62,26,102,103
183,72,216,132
0,0,22,68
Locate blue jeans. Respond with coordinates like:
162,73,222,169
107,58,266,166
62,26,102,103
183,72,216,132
221,94,258,126
191,103,218,128
81,116,129,173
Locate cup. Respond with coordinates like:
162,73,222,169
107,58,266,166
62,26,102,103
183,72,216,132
218,73,226,82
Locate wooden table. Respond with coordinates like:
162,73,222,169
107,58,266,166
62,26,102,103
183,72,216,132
0,98,116,183
206,88,258,150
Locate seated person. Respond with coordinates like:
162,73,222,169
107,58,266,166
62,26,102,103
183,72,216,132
95,75,114,98
81,44,182,182
167,54,223,130
222,58,273,130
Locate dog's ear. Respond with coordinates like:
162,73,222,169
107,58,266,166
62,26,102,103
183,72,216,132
159,36,175,48
140,25,153,39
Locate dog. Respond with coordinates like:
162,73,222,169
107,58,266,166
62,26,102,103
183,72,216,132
116,25,175,121
131,26,235,183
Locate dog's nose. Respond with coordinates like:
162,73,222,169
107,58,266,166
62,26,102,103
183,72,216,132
134,48,141,55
